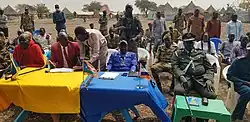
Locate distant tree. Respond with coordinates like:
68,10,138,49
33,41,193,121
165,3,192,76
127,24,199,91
82,1,102,12
36,3,50,19
135,0,157,17
15,4,36,13
239,0,250,11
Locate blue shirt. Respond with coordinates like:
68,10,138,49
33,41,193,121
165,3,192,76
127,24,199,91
107,52,137,71
227,57,250,88
53,11,66,30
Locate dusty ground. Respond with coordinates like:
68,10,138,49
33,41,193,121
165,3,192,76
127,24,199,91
0,17,250,122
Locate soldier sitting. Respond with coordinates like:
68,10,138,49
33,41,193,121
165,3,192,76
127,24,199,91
172,33,216,98
151,33,177,92
172,33,216,122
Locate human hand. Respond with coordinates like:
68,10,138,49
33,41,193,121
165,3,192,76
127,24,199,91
180,76,189,90
73,66,82,71
206,80,215,92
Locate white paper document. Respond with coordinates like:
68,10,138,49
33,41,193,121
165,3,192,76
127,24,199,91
49,68,74,73
99,72,120,80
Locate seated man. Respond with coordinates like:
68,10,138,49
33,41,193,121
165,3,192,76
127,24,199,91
230,36,249,62
10,29,24,47
169,26,181,43
227,43,250,122
105,27,120,49
151,33,177,92
172,33,216,121
172,33,216,98
107,40,137,72
220,33,240,64
13,32,45,67
51,32,80,69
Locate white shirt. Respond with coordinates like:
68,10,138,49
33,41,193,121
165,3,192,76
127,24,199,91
60,45,68,68
196,41,216,55
226,20,243,41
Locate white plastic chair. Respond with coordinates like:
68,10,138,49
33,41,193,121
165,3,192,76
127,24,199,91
106,49,118,66
223,65,250,113
206,54,221,94
138,48,151,70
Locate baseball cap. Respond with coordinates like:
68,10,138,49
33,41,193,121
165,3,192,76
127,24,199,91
119,40,128,45
246,43,250,50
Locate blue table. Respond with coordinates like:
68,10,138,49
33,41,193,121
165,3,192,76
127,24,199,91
80,72,170,122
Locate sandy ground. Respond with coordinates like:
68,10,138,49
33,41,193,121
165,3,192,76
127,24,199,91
0,17,250,122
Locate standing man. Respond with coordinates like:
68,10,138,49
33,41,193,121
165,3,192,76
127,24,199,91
188,9,205,41
74,26,108,71
99,11,108,36
0,9,8,38
173,8,187,34
227,43,250,122
117,4,143,57
152,12,167,53
20,8,34,33
53,4,66,34
226,14,243,41
105,27,120,49
206,12,221,38
151,33,177,92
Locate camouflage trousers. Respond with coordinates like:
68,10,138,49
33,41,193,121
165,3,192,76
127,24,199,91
151,62,172,92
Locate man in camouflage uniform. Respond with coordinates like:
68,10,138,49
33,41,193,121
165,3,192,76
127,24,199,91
171,33,216,121
20,8,34,33
105,27,120,49
173,8,187,34
172,33,216,97
0,31,11,70
151,32,177,92
99,11,108,36
117,4,143,57
169,26,181,43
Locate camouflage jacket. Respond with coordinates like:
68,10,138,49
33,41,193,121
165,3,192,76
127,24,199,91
21,13,34,30
0,42,11,69
105,34,120,49
155,44,177,63
99,16,108,29
171,49,214,86
117,16,143,41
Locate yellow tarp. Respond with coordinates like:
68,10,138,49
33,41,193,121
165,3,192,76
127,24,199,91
0,68,87,113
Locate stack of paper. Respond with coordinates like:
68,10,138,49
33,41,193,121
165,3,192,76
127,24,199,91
99,72,120,80
49,68,74,73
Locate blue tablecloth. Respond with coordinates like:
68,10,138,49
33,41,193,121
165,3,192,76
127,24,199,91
80,72,170,122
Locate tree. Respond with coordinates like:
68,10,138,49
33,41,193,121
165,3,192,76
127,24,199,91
239,0,250,11
15,4,36,13
36,3,50,19
82,1,102,12
135,0,157,17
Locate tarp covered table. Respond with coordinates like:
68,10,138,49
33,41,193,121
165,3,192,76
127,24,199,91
80,72,170,122
0,68,87,113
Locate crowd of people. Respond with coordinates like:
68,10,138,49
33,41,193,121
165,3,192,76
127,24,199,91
0,3,249,122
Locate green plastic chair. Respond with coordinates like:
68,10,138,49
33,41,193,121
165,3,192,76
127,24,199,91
172,95,231,122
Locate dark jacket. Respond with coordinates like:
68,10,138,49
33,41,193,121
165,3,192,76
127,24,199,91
53,11,66,30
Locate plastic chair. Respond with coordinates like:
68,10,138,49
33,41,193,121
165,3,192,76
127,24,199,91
223,65,250,113
138,48,152,70
106,49,118,66
210,38,222,54
206,54,221,94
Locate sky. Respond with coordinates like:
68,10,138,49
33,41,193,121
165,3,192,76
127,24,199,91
1,0,237,13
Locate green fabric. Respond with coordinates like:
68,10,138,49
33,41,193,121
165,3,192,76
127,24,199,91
173,95,231,122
